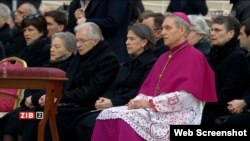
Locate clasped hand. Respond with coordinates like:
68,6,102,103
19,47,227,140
95,97,113,110
127,99,151,110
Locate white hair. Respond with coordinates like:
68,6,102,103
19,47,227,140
0,3,11,21
188,15,211,42
74,22,104,41
21,3,38,15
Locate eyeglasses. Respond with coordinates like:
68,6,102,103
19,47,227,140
24,14,41,20
78,38,93,44
23,14,43,26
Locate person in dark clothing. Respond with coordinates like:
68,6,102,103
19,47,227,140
166,0,208,16
215,18,250,125
0,14,50,141
201,16,250,125
142,12,168,58
21,32,77,141
230,0,250,23
66,0,131,62
74,23,156,141
46,22,120,141
0,32,76,141
18,14,50,67
44,10,68,38
130,0,144,24
0,42,5,60
4,3,38,57
0,3,13,47
187,15,211,58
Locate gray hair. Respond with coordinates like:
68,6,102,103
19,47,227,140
165,13,191,36
0,3,11,21
52,32,76,53
74,22,104,41
128,23,155,51
188,15,211,42
21,3,37,15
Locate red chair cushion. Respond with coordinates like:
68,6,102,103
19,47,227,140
0,67,66,78
0,89,17,112
0,97,15,112
0,67,66,112
0,89,18,96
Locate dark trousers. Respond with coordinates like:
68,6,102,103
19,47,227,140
74,111,101,141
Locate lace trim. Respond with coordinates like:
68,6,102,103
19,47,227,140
97,106,201,141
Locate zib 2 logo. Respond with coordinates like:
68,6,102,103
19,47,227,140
19,111,43,120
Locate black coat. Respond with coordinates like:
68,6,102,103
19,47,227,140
0,55,75,141
166,0,208,16
20,55,75,108
0,23,13,45
103,50,156,106
130,0,144,24
67,0,131,62
194,41,211,59
210,54,250,126
0,41,5,59
202,39,250,125
237,54,250,108
72,50,156,141
19,36,51,67
4,26,26,57
230,0,250,23
61,40,120,108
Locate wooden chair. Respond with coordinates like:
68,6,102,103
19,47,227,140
0,57,27,117
0,67,67,141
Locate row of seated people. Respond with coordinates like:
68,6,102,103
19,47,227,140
0,21,157,141
0,3,67,61
0,11,211,139
0,0,146,64
0,2,168,64
0,10,249,140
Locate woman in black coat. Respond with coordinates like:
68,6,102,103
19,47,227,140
74,23,157,141
0,32,76,141
187,15,211,58
18,14,50,67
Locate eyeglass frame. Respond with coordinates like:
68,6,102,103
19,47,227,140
23,14,41,20
77,38,93,44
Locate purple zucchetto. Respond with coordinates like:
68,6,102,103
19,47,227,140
173,12,191,25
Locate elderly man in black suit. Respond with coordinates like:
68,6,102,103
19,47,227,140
52,22,120,141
